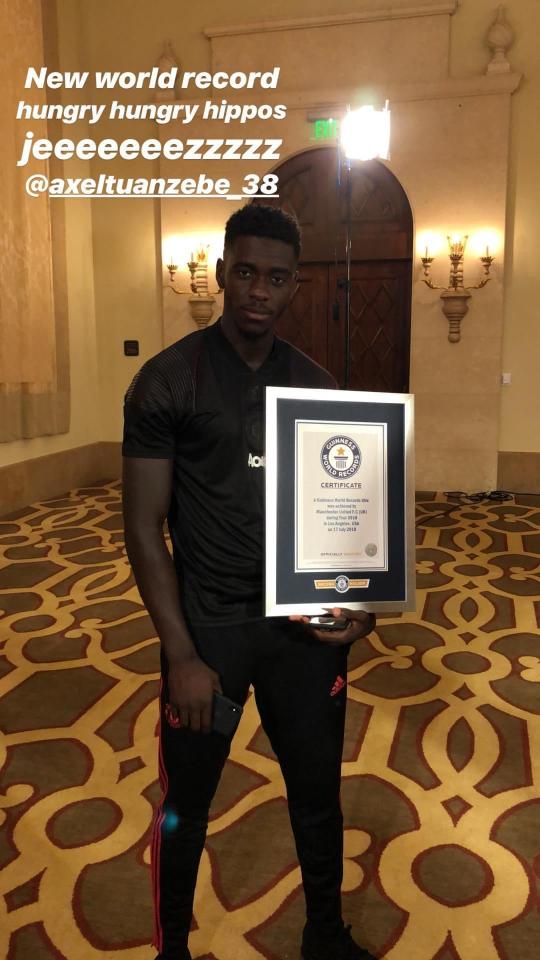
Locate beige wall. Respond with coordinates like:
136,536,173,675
2,0,538,475
90,190,163,439
450,0,540,454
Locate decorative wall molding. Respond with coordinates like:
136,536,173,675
302,73,522,111
6,445,534,518
204,2,459,39
159,72,521,111
5,447,537,514
0,443,122,517
497,452,540,494
486,5,515,75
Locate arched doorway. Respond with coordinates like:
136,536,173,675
265,147,413,391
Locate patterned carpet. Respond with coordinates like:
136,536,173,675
0,483,539,960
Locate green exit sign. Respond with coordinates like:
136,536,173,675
312,118,340,140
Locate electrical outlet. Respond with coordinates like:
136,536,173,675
501,372,511,385
124,340,139,357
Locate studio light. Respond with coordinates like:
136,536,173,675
340,102,391,162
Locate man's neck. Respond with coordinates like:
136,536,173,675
220,315,274,371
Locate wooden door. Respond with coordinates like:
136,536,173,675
263,146,413,391
328,261,412,391
276,260,411,392
275,263,329,370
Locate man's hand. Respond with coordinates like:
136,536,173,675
289,607,376,645
166,654,222,733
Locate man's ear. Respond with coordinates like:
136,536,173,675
216,257,225,290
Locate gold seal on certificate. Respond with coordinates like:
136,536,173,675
296,421,387,572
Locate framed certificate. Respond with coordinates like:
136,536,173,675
265,387,415,615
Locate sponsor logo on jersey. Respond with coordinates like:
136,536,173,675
248,453,265,468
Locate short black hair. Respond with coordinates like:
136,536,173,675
224,204,301,259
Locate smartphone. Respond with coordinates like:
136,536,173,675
309,615,349,631
164,694,243,735
212,691,243,738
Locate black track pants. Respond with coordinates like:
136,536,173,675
152,618,350,959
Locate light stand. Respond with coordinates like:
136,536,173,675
336,148,353,388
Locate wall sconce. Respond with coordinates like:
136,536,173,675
420,235,495,343
166,245,218,327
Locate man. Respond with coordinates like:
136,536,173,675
122,205,376,960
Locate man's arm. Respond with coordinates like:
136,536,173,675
122,456,221,732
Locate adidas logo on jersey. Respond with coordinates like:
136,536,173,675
330,675,346,696
248,453,265,468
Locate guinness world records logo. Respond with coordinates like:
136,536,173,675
321,436,361,479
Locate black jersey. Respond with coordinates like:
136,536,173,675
122,319,336,625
